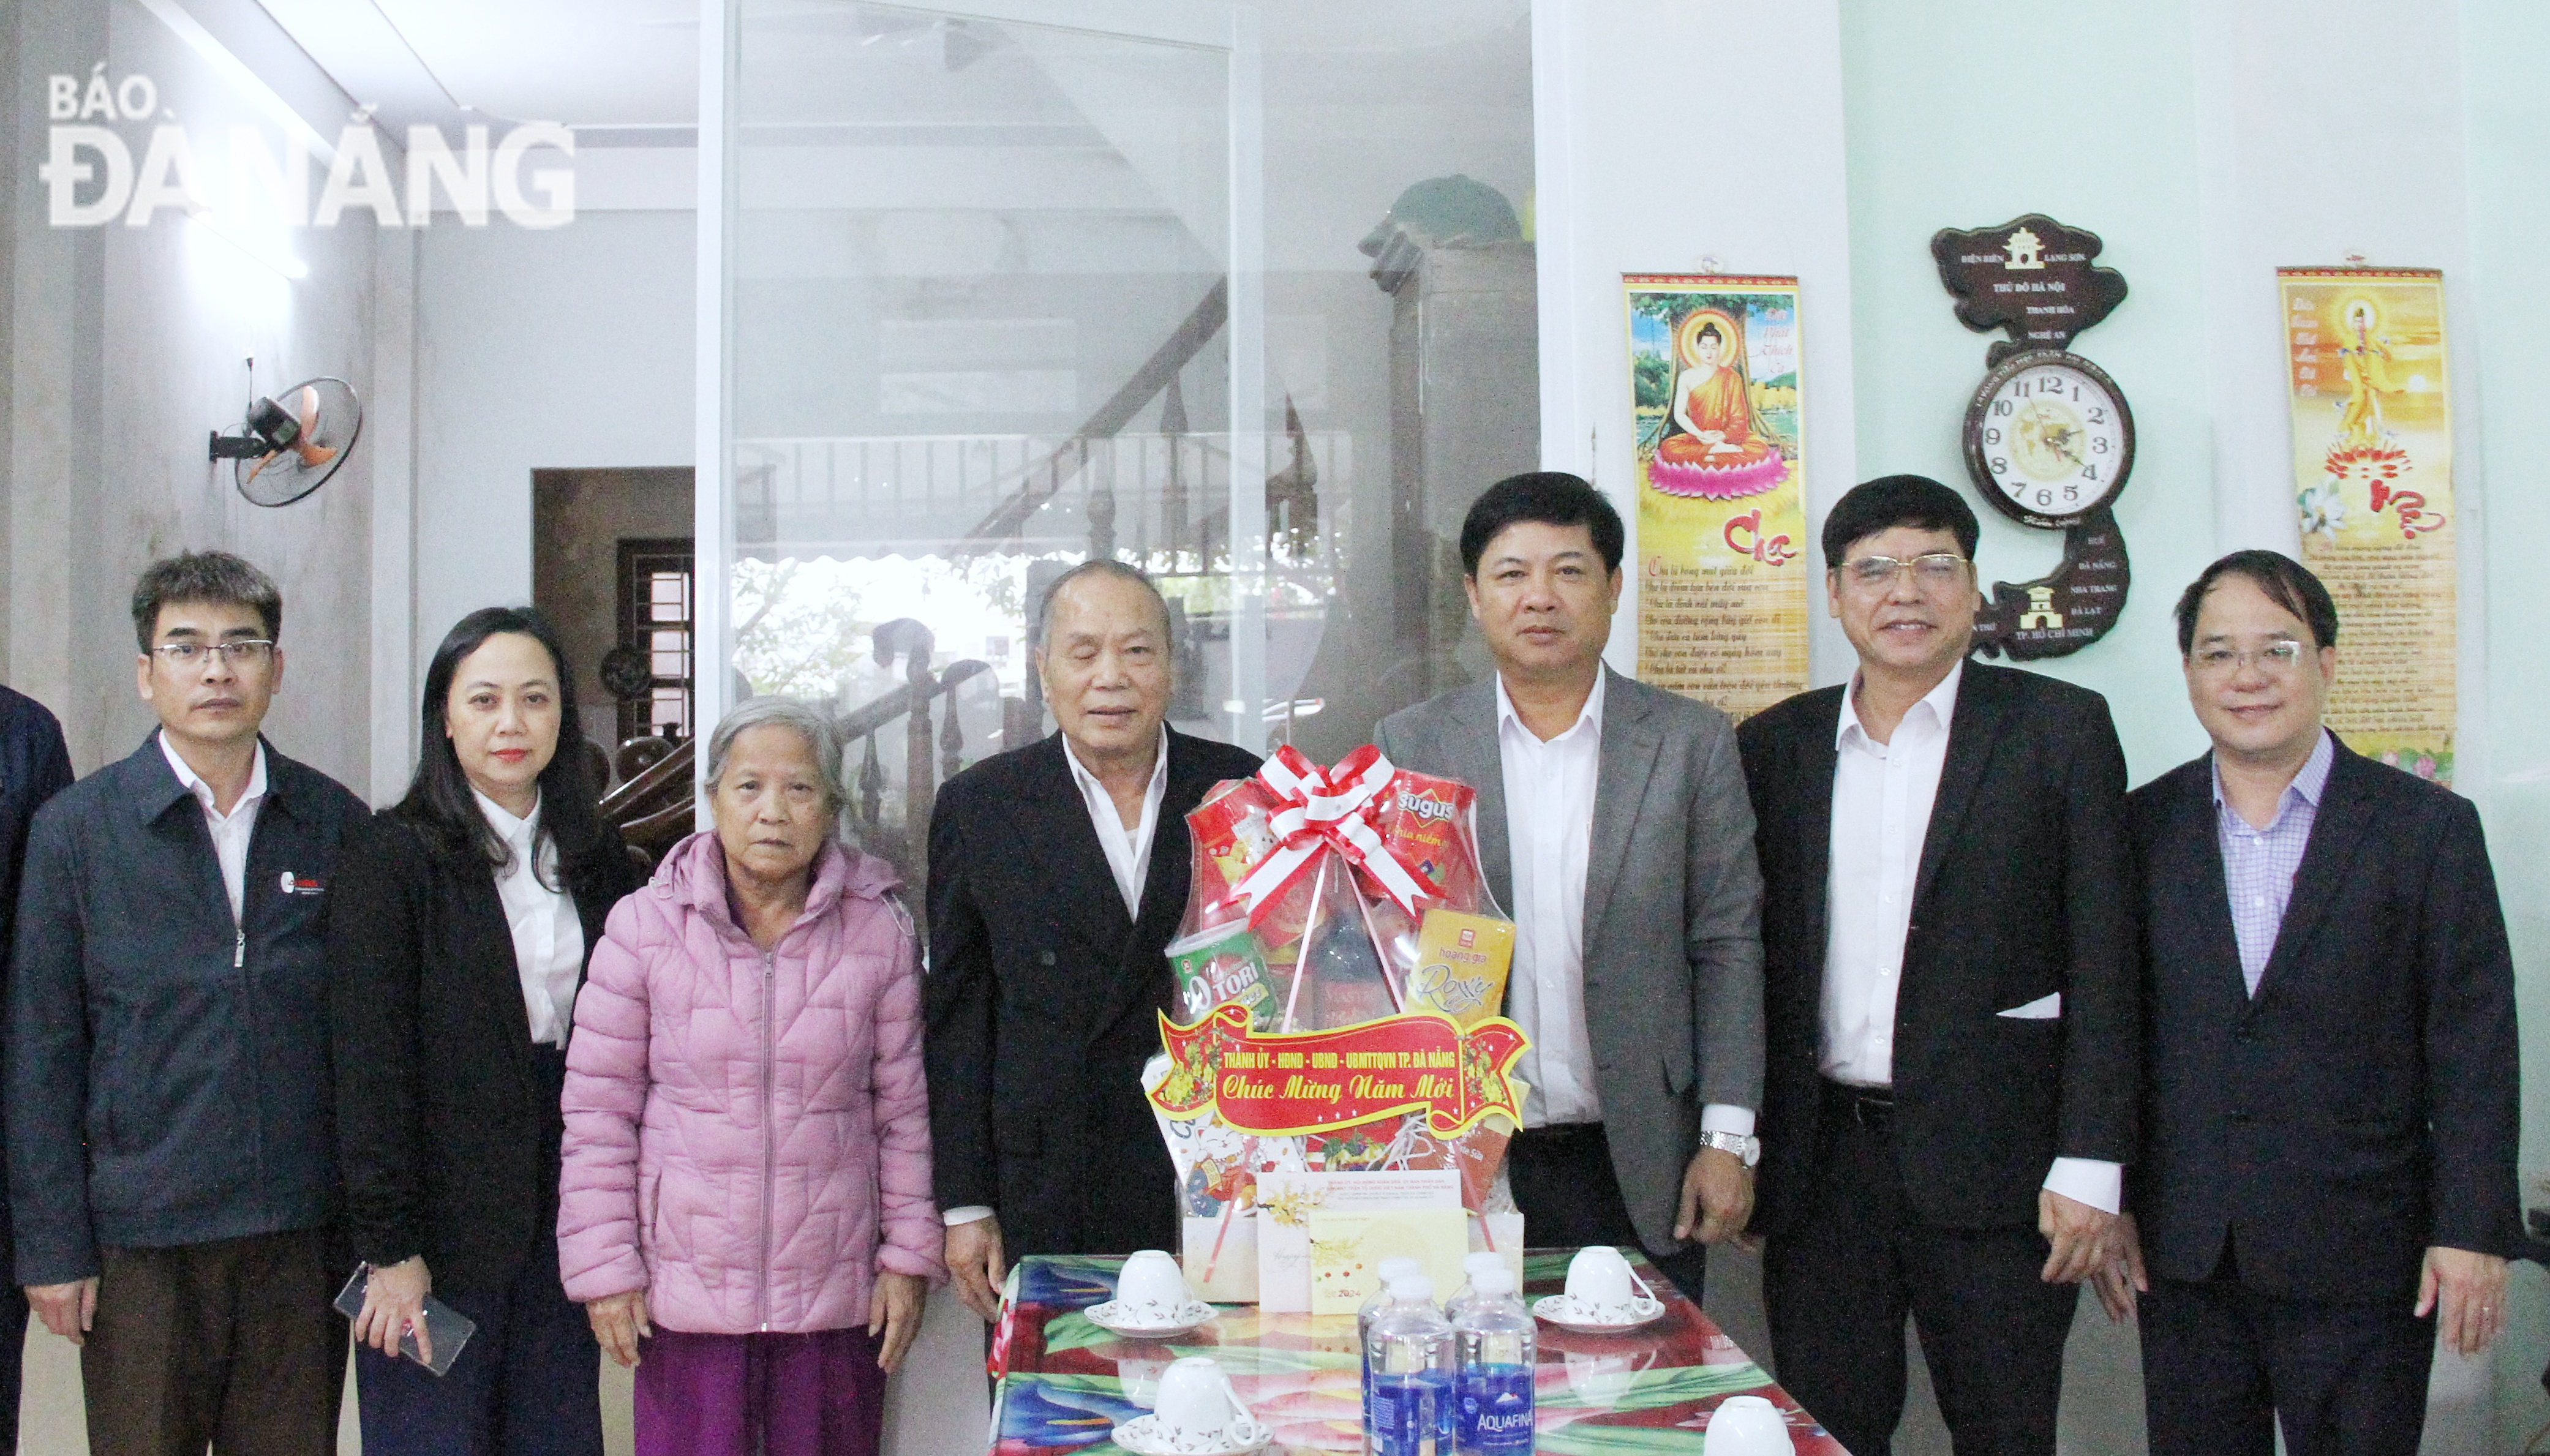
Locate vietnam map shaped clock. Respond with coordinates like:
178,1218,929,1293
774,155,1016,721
1932,214,2134,660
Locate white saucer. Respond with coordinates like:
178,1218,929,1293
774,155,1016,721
1109,1412,1273,1455
1086,1298,1217,1339
1533,1293,1668,1334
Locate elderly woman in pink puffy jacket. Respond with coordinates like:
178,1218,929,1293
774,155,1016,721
559,698,942,1456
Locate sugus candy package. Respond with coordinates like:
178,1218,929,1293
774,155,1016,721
1178,745,1500,1030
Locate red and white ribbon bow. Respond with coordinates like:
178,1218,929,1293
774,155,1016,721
1225,744,1431,926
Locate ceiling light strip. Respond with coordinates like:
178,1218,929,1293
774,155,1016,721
132,0,340,162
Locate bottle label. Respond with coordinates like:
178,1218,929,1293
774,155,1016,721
1459,1366,1536,1452
1371,1371,1454,1456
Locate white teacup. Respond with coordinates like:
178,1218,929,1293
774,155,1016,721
1563,1245,1653,1319
1563,1347,1657,1403
1703,1394,1793,1454
1117,1249,1190,1315
1116,1353,1170,1409
1153,1356,1254,1443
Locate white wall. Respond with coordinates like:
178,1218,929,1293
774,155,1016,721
6,0,379,787
2461,0,2550,1443
1530,0,1860,683
411,209,694,700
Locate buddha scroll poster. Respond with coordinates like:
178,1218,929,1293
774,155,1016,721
1623,275,1807,721
2279,268,2456,782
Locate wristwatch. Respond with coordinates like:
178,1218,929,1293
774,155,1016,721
1701,1130,1761,1168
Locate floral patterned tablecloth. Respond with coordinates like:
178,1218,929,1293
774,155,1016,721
987,1249,1846,1454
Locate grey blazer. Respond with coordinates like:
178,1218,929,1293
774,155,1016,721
1376,666,1766,1254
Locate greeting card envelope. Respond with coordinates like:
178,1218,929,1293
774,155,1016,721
1181,1214,1260,1302
1307,1209,1470,1315
1404,910,1516,1027
1256,1169,1460,1312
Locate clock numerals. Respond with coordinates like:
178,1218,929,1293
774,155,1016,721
1963,350,2134,527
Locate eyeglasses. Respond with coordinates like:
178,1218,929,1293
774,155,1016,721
149,640,275,669
1840,554,1970,591
2190,641,2305,677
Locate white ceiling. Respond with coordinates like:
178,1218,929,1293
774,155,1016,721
253,0,699,137
241,0,1534,230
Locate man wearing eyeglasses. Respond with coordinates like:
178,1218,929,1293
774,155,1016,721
1736,475,2137,1456
2091,551,2520,1456
9,551,366,1455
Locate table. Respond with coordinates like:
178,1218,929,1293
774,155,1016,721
988,1250,1845,1454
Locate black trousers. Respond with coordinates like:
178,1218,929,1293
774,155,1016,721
1761,1082,2075,1456
2140,1236,2434,1456
0,1280,24,1454
1503,1122,1709,1306
356,1043,604,1456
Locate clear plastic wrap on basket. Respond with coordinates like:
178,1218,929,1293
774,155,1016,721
1178,745,1500,1029
1157,745,1525,1254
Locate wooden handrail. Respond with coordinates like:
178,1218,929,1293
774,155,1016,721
622,796,697,847
964,279,1228,543
600,737,694,820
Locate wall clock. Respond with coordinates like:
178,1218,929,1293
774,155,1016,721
1931,214,2134,660
1963,349,2134,528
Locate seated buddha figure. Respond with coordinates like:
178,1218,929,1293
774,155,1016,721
1656,319,1773,469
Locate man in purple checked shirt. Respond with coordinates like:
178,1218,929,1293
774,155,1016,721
2101,550,2524,1456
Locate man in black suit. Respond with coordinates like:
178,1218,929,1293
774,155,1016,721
927,561,1261,1320
0,683,72,1455
2094,550,2521,1456
1737,476,2137,1456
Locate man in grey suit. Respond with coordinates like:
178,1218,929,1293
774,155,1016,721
1377,471,1766,1300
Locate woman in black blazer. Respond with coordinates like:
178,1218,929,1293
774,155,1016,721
331,606,644,1456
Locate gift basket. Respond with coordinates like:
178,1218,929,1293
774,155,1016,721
1143,746,1531,1310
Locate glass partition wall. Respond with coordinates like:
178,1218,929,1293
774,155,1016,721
702,1,1536,902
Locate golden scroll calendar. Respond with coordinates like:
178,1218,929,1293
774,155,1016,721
2279,268,2455,782
1624,275,1808,722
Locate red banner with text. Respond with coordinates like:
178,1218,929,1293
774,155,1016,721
1151,1004,1529,1138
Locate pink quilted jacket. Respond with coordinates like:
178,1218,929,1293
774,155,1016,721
557,831,944,1334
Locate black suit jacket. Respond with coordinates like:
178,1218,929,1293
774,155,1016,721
925,729,1262,1258
1738,661,2138,1233
2127,738,2524,1303
0,688,71,1279
329,809,643,1294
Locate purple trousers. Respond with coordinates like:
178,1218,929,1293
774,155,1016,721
634,1325,887,1456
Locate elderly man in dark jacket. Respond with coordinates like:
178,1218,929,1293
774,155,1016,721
9,553,366,1456
926,562,1261,1321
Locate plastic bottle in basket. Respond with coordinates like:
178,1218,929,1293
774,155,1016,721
1453,1266,1535,1454
1365,1274,1455,1456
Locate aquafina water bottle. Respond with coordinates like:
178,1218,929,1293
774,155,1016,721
1364,1274,1455,1456
1359,1257,1425,1455
1453,1266,1535,1454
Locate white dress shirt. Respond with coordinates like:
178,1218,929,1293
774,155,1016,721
473,790,586,1048
1496,674,1753,1139
160,732,266,924
1062,727,1170,918
945,727,1172,1229
1820,664,2118,1213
